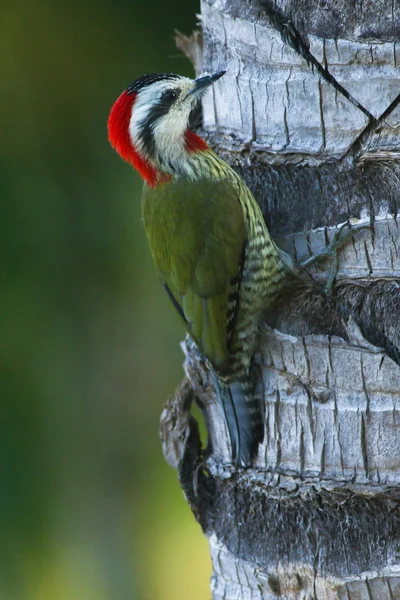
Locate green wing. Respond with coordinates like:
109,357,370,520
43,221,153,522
142,176,246,371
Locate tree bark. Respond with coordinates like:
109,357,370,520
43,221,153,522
164,2,400,598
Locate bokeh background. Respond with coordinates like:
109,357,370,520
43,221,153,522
1,1,211,598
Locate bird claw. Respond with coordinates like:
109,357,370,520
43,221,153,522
299,221,371,295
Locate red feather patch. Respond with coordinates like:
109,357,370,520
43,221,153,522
107,90,160,187
185,129,209,153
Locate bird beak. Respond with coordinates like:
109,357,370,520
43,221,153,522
186,71,226,99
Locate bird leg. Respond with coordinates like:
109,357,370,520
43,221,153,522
299,221,370,295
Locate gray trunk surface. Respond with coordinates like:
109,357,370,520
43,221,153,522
163,2,400,598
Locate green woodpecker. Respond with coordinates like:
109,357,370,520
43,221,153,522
108,71,292,466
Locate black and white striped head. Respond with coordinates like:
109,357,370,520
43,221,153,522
108,71,225,185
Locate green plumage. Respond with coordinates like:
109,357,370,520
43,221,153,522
142,150,289,465
142,176,245,370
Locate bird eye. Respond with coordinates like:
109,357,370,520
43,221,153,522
161,89,178,103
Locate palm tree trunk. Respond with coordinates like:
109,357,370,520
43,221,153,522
164,2,400,598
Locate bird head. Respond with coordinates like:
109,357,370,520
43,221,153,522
108,71,225,187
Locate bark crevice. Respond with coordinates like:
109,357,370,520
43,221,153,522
261,0,377,121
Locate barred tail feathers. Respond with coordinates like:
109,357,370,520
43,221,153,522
215,375,264,466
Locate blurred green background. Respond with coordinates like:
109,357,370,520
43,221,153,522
1,1,211,598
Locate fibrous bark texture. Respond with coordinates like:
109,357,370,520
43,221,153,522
164,2,400,599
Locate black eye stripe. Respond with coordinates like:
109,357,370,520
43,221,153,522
138,87,181,155
138,102,171,158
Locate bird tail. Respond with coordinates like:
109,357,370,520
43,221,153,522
214,374,264,467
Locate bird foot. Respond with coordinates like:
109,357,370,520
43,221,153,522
299,221,370,295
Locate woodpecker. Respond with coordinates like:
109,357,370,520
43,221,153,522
108,71,292,466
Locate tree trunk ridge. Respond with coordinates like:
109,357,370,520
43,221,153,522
163,2,400,598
